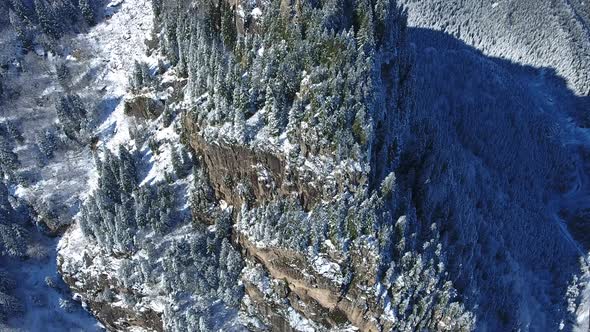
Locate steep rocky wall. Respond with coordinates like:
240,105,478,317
241,280,301,332
181,110,395,331
124,95,165,120
237,234,390,332
58,260,164,332
182,115,327,211
57,227,164,332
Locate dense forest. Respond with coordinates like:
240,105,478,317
0,0,589,331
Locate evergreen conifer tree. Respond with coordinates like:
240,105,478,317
34,0,61,38
79,0,95,26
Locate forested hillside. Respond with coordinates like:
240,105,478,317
0,0,589,331
399,0,590,96
63,0,474,330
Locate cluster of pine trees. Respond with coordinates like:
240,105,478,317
0,182,27,259
79,145,178,253
0,104,84,187
402,37,590,329
147,0,473,329
0,121,26,186
6,0,97,50
55,94,89,141
0,182,27,322
129,61,158,93
0,269,22,323
239,170,474,330
155,0,412,184
116,219,244,331
79,137,244,331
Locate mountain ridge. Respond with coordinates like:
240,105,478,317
0,0,588,331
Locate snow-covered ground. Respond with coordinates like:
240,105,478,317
2,0,157,330
8,0,155,220
399,0,590,95
78,0,157,153
3,234,103,332
12,0,154,219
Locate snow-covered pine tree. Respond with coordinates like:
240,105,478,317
34,0,61,38
52,0,79,27
79,0,95,26
3,121,23,144
0,137,20,178
99,151,122,205
264,85,281,136
118,145,137,195
152,0,163,19
8,9,33,49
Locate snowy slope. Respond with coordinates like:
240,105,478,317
6,0,154,226
407,27,590,331
397,3,590,326
399,0,590,96
1,0,156,330
2,0,589,331
75,0,155,153
3,236,103,332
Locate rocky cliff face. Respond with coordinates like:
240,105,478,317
124,95,165,120
58,226,164,332
55,0,478,329
54,0,590,330
182,114,366,212
182,113,390,331
238,234,385,332
181,106,472,331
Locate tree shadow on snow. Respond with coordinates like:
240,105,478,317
95,96,122,125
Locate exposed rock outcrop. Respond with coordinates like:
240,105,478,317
58,262,164,332
242,280,300,332
184,117,308,211
182,113,392,331
237,233,390,332
57,226,164,332
124,95,165,120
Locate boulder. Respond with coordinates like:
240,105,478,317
124,95,164,120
